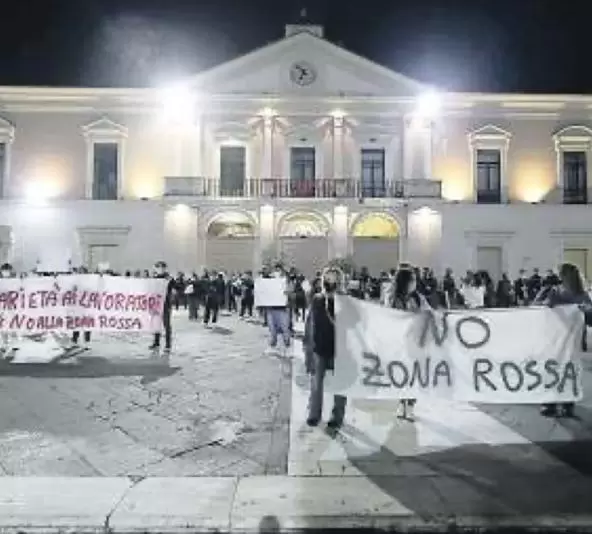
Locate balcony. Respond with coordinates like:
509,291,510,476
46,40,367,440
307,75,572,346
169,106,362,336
163,177,442,200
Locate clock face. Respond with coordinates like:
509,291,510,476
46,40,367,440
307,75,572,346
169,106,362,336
290,61,317,86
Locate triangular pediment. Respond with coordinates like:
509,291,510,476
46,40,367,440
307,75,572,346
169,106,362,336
82,117,128,137
469,124,511,138
553,125,592,139
191,32,428,97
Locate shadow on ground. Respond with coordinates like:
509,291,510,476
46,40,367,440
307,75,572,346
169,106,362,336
0,357,179,379
316,402,592,520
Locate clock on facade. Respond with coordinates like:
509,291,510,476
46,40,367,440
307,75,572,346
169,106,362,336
289,62,317,86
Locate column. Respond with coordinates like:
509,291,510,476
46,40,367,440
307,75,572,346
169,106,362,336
197,116,206,176
262,117,274,178
332,205,349,258
258,204,276,268
164,205,199,272
403,116,433,180
332,117,344,179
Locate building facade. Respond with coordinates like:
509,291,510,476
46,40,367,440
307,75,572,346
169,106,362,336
1,23,592,279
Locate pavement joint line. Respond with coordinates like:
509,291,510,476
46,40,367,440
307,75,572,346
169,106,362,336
1,475,591,533
104,477,142,532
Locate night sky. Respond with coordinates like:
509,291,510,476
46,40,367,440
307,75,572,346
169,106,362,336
1,0,588,93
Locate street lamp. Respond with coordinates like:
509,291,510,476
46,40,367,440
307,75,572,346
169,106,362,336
160,83,197,125
416,90,441,119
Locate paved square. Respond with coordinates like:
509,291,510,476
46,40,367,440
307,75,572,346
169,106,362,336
0,311,291,476
289,336,592,481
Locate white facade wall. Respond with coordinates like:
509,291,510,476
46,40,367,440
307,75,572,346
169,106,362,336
2,28,592,277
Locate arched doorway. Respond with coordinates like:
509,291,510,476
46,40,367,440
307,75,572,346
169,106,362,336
278,212,329,277
205,212,256,273
351,212,400,275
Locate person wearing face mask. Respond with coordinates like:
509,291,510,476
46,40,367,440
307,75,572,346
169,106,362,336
149,261,175,355
0,263,18,360
265,263,291,355
304,268,347,429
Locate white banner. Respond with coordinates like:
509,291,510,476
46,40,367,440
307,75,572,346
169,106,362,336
333,296,584,404
254,277,287,307
0,275,167,333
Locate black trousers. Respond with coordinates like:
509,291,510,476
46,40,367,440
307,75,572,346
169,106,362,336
204,296,219,324
188,296,199,320
240,296,254,317
152,309,172,349
72,331,91,343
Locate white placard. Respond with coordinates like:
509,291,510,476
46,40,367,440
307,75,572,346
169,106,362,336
254,277,287,307
0,275,168,333
329,296,583,404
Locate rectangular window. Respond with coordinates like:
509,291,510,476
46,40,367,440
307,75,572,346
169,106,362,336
360,149,386,198
476,149,501,204
290,147,315,197
219,146,246,197
92,143,119,200
563,151,587,204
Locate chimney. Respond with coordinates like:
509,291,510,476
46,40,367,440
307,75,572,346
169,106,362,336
285,8,324,38
285,24,324,38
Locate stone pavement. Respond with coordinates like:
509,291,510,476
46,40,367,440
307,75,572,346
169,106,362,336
2,313,592,531
0,310,291,476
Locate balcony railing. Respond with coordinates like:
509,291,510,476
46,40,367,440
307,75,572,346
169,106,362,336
163,177,442,199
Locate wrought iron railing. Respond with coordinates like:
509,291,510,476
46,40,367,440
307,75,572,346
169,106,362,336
163,177,442,199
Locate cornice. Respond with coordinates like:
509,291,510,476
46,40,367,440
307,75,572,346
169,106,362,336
2,85,592,116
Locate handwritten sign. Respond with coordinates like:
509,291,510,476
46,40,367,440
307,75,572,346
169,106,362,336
0,275,167,333
333,296,583,404
254,277,287,307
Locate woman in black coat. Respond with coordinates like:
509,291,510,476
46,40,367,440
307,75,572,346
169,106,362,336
534,262,590,418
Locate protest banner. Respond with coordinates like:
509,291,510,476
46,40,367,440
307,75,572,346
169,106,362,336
333,296,584,404
0,275,167,333
254,277,287,307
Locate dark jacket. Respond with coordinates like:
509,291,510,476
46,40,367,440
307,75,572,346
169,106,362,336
303,292,335,372
155,274,175,312
535,286,592,327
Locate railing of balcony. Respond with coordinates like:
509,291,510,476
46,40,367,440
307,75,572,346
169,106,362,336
163,177,442,199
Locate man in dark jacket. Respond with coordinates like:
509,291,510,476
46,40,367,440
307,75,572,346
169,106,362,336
304,268,347,429
150,261,175,354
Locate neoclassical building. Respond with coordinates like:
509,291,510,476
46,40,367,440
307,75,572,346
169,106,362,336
1,22,592,278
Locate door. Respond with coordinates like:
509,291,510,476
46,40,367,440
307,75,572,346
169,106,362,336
563,248,589,281
360,149,386,197
476,246,503,281
219,146,246,197
280,237,327,277
205,237,255,274
88,244,119,271
290,147,315,197
352,237,399,276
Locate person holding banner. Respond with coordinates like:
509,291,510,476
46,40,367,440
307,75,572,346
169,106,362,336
391,266,432,421
535,262,591,418
149,261,175,355
304,267,347,429
0,263,19,360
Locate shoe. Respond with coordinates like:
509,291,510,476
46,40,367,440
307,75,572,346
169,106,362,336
562,404,575,418
149,344,159,351
541,405,558,417
306,417,320,427
326,419,343,429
